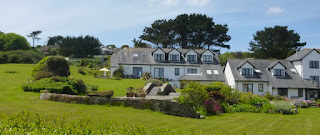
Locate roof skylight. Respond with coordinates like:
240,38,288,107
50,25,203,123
213,70,219,75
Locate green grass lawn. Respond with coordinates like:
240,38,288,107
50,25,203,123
1,64,320,134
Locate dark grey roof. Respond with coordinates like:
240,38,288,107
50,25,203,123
111,48,220,67
227,59,318,89
179,64,225,81
286,49,320,61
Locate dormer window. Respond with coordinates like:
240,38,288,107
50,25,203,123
170,54,179,61
274,69,284,76
154,54,164,61
203,55,212,62
187,55,196,61
242,68,252,75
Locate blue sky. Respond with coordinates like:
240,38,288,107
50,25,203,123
0,0,319,52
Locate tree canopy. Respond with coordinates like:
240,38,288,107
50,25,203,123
121,45,129,49
27,30,42,47
249,26,306,59
59,35,102,58
133,38,151,48
139,13,231,49
47,35,63,45
0,32,31,51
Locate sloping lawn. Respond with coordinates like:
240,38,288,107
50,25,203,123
1,64,320,134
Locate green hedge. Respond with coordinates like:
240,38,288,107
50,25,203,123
0,50,44,64
22,77,86,95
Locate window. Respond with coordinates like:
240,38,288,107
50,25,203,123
310,76,320,85
187,68,197,74
243,83,253,93
213,70,219,75
274,69,284,76
154,54,164,61
187,55,196,61
258,84,264,92
278,88,288,96
175,68,179,75
170,54,179,61
202,55,212,62
309,61,319,69
154,68,164,78
298,89,303,97
242,68,252,75
206,70,212,75
133,54,138,59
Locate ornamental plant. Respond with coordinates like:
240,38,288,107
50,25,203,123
204,99,223,115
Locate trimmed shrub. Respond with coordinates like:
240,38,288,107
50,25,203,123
177,82,208,108
262,103,275,113
224,103,259,113
98,90,114,98
203,82,228,92
273,101,294,114
32,56,69,80
239,92,269,105
22,77,86,95
112,66,124,78
145,79,163,86
263,92,275,101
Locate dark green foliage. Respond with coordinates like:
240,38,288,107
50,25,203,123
121,45,129,49
263,92,275,101
177,82,208,108
22,77,87,95
113,65,124,78
32,56,69,80
79,58,101,67
59,35,102,58
139,13,231,49
47,35,63,45
0,50,44,64
132,38,151,48
249,25,306,59
208,91,225,101
0,32,31,51
145,79,163,86
27,30,42,47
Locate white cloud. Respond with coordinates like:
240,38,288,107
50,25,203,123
186,0,210,7
266,6,284,15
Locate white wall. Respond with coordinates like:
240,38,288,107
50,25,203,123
270,63,286,76
292,61,302,76
235,82,270,96
224,62,235,88
121,65,151,76
301,50,320,81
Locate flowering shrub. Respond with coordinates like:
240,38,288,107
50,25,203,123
273,101,294,114
263,92,275,101
239,93,269,105
204,99,223,115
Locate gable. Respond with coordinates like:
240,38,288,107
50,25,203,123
273,63,286,69
153,48,165,55
168,49,180,55
201,50,214,56
185,49,198,56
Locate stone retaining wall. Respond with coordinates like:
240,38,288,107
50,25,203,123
40,93,199,118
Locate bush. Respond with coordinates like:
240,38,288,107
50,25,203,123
208,91,225,101
225,97,239,105
22,77,86,95
239,92,269,105
78,68,86,75
87,84,98,91
32,56,69,80
263,92,275,101
145,79,163,86
113,66,124,78
0,50,44,64
177,82,208,108
204,99,223,115
224,103,259,113
203,82,228,92
273,101,294,114
98,90,114,98
262,103,275,113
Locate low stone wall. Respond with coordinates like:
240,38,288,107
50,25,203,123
40,93,199,118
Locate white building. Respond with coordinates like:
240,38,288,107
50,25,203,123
110,48,225,88
286,48,320,99
224,59,318,99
